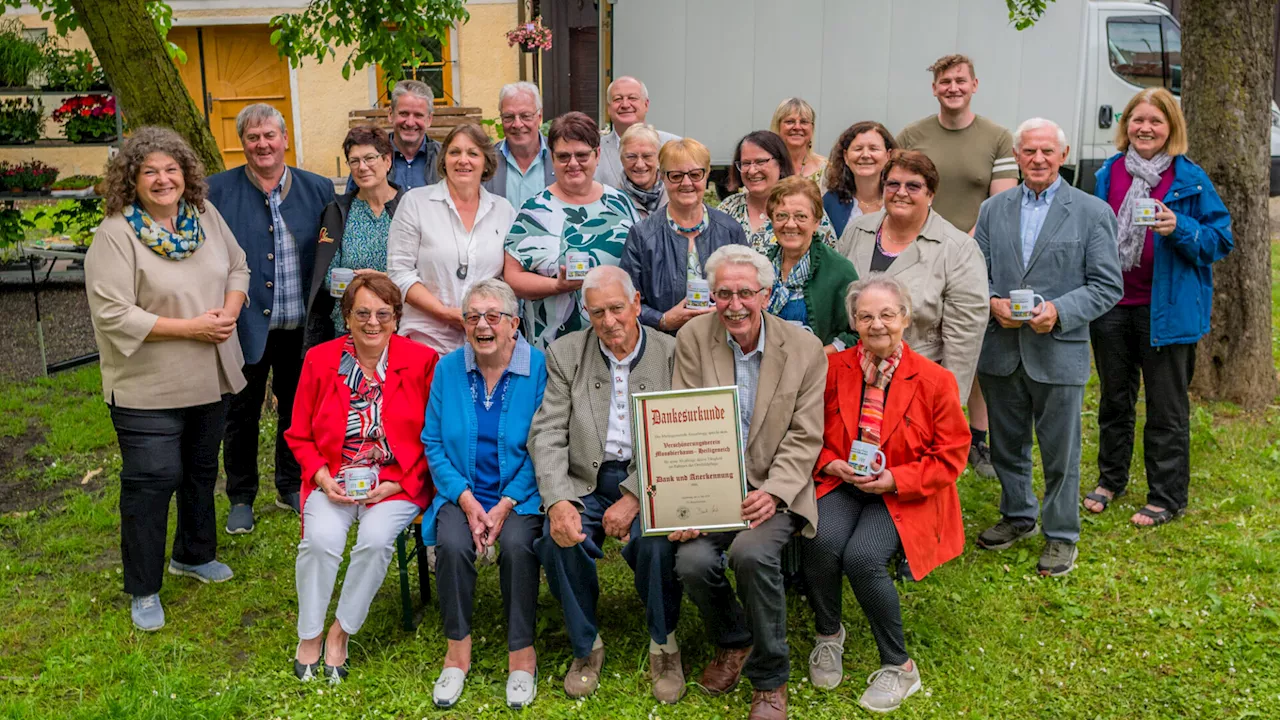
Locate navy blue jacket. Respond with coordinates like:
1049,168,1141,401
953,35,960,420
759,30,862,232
207,165,336,364
1095,154,1233,346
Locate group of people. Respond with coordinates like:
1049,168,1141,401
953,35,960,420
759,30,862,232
83,51,1233,719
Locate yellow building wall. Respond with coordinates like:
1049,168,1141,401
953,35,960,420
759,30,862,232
458,2,521,119
295,59,368,178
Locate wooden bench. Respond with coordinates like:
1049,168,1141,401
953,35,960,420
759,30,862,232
393,514,432,631
348,106,486,141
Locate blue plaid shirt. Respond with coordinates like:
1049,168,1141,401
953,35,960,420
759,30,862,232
267,169,304,330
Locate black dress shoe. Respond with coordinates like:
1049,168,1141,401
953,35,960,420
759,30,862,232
294,642,321,682
323,662,348,685
275,492,302,515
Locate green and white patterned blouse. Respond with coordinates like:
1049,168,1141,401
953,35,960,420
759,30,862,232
504,186,639,349
717,190,838,255
326,197,392,330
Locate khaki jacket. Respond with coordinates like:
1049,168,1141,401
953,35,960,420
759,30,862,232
837,209,989,398
529,325,676,510
672,312,826,537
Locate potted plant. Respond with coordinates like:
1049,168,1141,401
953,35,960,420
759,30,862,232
505,17,552,53
52,95,117,143
43,45,109,92
0,97,43,145
50,174,101,198
0,160,58,194
0,20,44,88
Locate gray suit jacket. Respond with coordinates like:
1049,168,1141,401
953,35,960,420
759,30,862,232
529,325,676,510
974,181,1122,386
482,139,555,204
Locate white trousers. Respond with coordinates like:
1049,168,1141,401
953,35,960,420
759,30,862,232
295,492,420,639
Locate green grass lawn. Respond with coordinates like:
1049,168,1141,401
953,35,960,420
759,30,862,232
2,270,1279,719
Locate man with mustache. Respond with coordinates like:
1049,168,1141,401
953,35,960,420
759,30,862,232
668,245,827,720
346,80,441,193
207,104,336,533
528,265,686,704
482,82,555,210
897,54,1019,480
595,76,680,190
973,118,1121,577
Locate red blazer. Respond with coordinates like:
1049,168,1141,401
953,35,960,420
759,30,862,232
285,334,439,526
814,342,968,580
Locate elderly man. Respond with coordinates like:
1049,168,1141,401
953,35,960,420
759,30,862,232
669,245,826,720
594,76,680,190
529,265,685,704
482,81,554,210
974,118,1122,577
347,79,440,193
207,104,336,533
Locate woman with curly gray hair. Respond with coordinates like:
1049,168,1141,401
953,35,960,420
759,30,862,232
85,125,250,632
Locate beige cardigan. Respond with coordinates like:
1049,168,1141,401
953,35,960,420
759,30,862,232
836,209,989,399
85,201,249,409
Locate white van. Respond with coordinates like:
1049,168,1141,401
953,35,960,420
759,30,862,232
611,0,1280,193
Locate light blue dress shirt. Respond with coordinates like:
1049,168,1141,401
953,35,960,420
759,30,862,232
728,317,766,443
1019,176,1062,267
501,137,550,211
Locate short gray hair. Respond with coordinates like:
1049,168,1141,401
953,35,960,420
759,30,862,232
620,123,661,153
462,278,518,317
390,79,435,115
582,264,637,297
236,103,287,139
1013,117,1067,152
499,81,542,114
705,245,775,291
607,75,649,101
844,273,913,329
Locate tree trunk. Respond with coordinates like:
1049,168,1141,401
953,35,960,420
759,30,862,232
69,0,224,173
1182,0,1278,408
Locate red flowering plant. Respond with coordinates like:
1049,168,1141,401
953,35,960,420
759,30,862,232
505,17,552,52
0,160,58,194
51,94,117,143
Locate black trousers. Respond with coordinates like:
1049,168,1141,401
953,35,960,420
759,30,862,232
111,397,228,596
223,328,304,504
1090,305,1196,512
435,501,543,651
801,484,908,666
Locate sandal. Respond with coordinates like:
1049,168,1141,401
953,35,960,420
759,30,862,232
1083,488,1125,514
1132,505,1179,527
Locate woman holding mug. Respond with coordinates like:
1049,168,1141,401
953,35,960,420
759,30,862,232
822,121,896,237
802,274,967,713
717,130,837,254
1083,88,1233,527
618,123,668,218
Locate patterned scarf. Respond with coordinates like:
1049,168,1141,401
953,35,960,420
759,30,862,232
1116,148,1173,271
623,174,664,216
767,243,813,314
124,200,205,260
855,342,903,445
338,337,393,469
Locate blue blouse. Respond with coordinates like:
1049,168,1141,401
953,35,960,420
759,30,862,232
470,371,505,512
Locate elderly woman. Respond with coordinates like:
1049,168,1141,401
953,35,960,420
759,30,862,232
619,137,747,333
387,124,516,355
764,175,859,351
836,150,988,402
305,125,405,350
718,130,837,254
771,97,827,190
1083,88,1233,527
85,126,248,632
803,274,967,713
822,121,896,237
504,111,639,349
618,123,668,218
422,279,547,710
286,274,439,683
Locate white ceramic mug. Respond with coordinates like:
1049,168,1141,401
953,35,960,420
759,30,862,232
848,440,887,477
330,267,354,299
1133,198,1159,227
565,251,592,281
1009,288,1045,322
338,466,378,500
686,278,711,308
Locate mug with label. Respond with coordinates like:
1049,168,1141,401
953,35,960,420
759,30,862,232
330,267,355,299
565,251,593,281
338,465,379,500
1133,198,1159,227
848,439,887,477
1009,288,1045,322
686,278,711,308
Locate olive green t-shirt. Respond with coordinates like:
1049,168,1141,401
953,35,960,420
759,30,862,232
896,114,1018,232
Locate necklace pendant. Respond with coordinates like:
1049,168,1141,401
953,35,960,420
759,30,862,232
456,265,469,280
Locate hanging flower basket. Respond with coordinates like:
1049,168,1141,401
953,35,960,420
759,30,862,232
506,18,552,53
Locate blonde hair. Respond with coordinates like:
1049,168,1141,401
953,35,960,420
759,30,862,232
1115,87,1188,156
770,97,816,138
658,137,711,171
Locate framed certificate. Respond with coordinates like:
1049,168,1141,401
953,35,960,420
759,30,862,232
632,386,750,536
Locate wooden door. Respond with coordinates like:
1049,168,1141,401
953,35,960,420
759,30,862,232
200,25,296,169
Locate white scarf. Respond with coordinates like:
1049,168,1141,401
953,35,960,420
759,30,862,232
1116,148,1173,271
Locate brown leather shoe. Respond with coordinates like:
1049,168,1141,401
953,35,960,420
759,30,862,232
563,646,604,698
650,650,686,703
749,684,788,720
698,646,752,695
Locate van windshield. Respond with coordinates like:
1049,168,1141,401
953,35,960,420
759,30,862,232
1107,16,1183,95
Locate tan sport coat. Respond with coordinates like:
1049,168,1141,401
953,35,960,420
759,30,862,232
672,312,826,537
836,209,989,398
529,325,676,511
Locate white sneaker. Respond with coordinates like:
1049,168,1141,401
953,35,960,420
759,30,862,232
808,624,846,689
433,667,466,708
506,669,537,709
860,662,922,713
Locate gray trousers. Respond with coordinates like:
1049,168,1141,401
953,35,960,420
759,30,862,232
674,511,800,690
979,364,1085,544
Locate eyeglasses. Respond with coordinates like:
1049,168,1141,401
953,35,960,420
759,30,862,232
883,180,926,196
772,212,812,225
855,309,903,326
353,309,395,324
735,158,775,172
463,310,514,326
347,154,383,168
553,151,595,165
664,168,707,184
622,152,657,164
500,112,538,124
713,287,768,303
